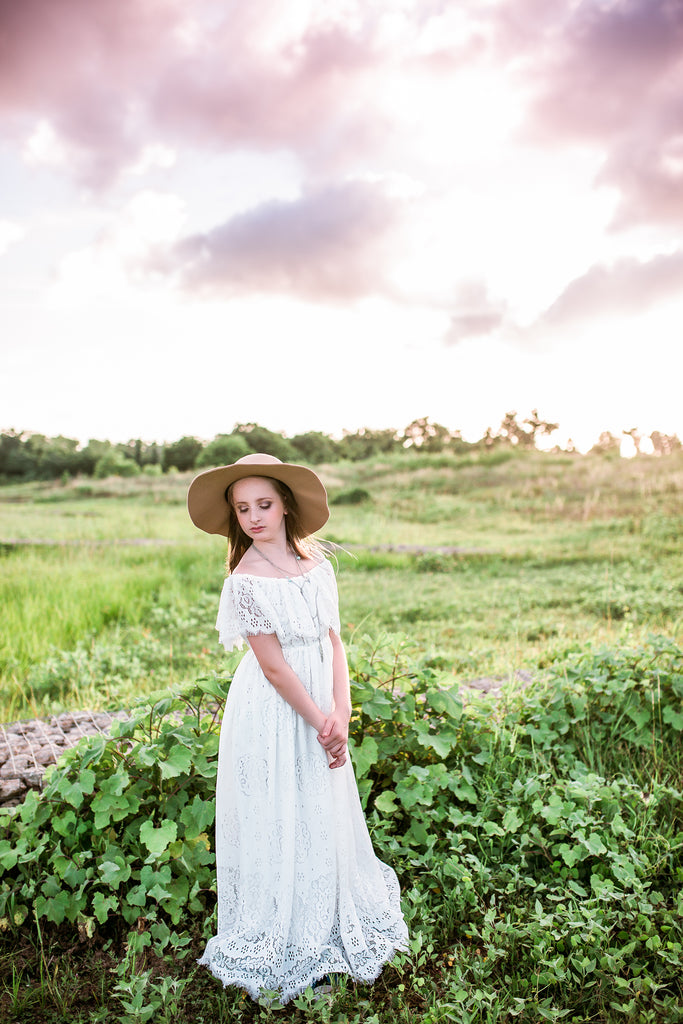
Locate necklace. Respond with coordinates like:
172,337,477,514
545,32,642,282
253,543,323,661
252,543,307,583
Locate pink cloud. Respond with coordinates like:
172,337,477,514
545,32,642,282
0,0,183,186
162,179,402,301
0,0,389,188
151,21,382,173
443,280,507,345
538,249,683,327
508,0,683,228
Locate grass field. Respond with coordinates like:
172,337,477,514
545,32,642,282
1,448,683,1023
1,449,681,720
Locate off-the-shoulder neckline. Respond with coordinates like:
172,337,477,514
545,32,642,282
230,558,328,582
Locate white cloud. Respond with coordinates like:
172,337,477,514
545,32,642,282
22,120,70,166
49,191,187,307
125,143,177,177
0,220,25,256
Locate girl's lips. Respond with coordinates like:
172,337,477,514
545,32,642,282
250,527,264,533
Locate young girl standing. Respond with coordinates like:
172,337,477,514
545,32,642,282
188,453,408,1005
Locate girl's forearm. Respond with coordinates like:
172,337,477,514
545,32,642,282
330,631,352,720
248,634,327,732
268,664,327,732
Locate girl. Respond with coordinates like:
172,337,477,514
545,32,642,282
188,453,408,1005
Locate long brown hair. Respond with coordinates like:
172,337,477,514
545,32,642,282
224,477,321,574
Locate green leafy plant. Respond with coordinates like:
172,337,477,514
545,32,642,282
2,633,683,1022
0,677,227,948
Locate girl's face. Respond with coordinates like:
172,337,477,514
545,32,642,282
231,477,287,544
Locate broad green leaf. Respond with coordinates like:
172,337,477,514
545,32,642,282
502,807,524,833
35,892,71,925
139,863,172,888
98,857,132,888
52,811,78,837
558,843,583,867
483,820,505,837
0,841,17,871
351,736,379,778
451,781,478,804
159,745,193,779
428,687,462,721
180,796,215,839
624,705,651,730
93,792,137,830
374,791,397,815
406,820,430,847
126,884,148,908
92,891,118,925
583,833,607,857
140,819,178,856
663,706,683,730
148,882,172,902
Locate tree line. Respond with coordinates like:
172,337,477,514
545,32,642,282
0,414,680,484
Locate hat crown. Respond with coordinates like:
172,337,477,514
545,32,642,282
234,453,282,468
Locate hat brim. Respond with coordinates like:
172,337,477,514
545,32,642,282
187,460,329,538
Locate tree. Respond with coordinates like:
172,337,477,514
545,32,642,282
94,451,141,479
233,424,296,462
401,418,453,452
524,409,559,446
121,439,162,468
649,431,681,456
623,427,642,455
197,434,251,468
79,439,113,476
476,427,498,449
290,431,338,464
497,411,530,447
591,431,621,455
497,410,558,449
0,430,28,478
162,436,204,472
338,428,400,461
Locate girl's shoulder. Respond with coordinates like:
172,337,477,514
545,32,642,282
228,553,331,583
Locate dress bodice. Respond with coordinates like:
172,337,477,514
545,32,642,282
215,558,341,651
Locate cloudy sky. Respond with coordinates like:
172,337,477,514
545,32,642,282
1,0,682,452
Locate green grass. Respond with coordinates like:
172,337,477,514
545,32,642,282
1,447,683,1021
1,450,682,720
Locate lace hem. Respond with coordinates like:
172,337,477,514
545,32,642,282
197,928,408,1005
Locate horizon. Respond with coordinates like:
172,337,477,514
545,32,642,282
2,415,676,459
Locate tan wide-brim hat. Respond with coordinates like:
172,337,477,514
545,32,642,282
187,453,329,538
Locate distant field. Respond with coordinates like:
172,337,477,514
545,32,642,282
1,449,682,721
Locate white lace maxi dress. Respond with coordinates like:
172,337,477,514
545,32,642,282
198,557,408,1003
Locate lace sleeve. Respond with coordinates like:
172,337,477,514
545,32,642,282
215,575,277,651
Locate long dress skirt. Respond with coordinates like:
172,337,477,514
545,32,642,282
198,631,408,1004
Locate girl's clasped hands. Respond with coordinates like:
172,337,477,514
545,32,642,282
318,709,349,769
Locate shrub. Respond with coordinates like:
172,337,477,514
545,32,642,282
330,486,372,505
196,435,251,469
0,678,227,948
94,453,140,479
